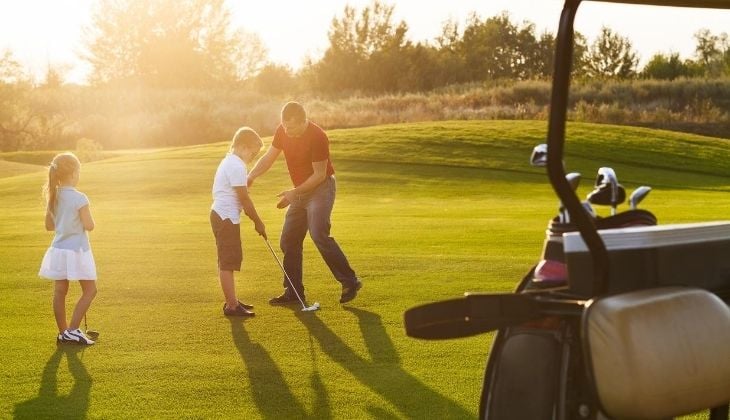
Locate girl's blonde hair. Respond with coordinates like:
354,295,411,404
44,152,81,214
230,127,263,152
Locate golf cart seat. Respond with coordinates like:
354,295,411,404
583,287,730,419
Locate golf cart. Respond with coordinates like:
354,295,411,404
404,1,730,419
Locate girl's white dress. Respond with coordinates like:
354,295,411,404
39,186,97,281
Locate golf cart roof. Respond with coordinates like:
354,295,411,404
588,0,730,8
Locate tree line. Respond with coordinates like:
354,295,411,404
84,0,730,93
1,0,729,151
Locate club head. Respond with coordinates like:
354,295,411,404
530,144,548,167
566,172,581,191
86,330,100,340
594,167,621,212
302,302,320,312
595,167,618,187
629,186,652,209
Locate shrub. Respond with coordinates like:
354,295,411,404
75,138,104,162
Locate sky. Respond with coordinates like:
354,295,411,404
0,0,728,84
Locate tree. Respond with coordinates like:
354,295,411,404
642,52,697,80
585,27,638,79
694,29,730,77
458,12,552,81
460,12,522,81
253,64,296,95
311,1,410,93
0,50,33,151
82,0,267,87
40,63,71,89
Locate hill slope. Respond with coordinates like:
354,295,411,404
1,120,729,418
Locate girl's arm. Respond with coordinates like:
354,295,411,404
45,207,55,231
79,205,95,231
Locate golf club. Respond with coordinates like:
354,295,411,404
595,167,619,215
629,186,652,209
582,201,596,218
84,314,100,340
558,172,581,223
530,144,548,167
263,237,320,312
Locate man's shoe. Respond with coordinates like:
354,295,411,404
223,303,255,317
340,280,362,304
238,300,254,310
268,293,301,305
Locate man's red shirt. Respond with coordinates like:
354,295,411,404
272,121,335,187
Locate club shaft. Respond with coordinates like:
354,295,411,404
264,238,307,310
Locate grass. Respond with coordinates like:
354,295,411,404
1,120,729,418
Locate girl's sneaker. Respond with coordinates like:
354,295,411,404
61,328,95,345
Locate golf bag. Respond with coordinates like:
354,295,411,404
481,210,658,419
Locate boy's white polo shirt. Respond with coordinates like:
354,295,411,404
211,153,247,224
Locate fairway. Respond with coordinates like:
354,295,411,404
2,120,730,418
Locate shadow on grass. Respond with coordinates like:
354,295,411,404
229,319,331,419
294,306,471,418
13,346,92,420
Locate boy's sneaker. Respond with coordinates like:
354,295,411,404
238,300,253,310
61,328,95,345
268,292,301,305
223,303,255,317
340,280,363,304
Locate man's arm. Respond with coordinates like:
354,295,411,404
247,145,281,187
235,186,267,239
277,160,327,207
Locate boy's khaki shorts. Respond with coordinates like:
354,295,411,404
210,210,242,271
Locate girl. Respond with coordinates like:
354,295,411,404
39,152,97,345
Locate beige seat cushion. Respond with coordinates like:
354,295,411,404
584,287,730,419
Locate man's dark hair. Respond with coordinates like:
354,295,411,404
281,101,307,122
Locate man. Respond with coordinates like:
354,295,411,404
248,101,361,305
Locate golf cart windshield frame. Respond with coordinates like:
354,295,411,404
545,0,730,295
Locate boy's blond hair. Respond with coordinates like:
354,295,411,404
230,127,263,152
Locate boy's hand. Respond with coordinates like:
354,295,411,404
255,220,267,239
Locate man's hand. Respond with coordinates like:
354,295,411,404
277,190,297,208
247,175,256,188
276,196,290,209
255,220,267,239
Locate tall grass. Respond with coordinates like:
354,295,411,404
19,78,730,151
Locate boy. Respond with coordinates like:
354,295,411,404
211,127,266,317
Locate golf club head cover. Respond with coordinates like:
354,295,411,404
587,183,626,206
594,209,657,229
